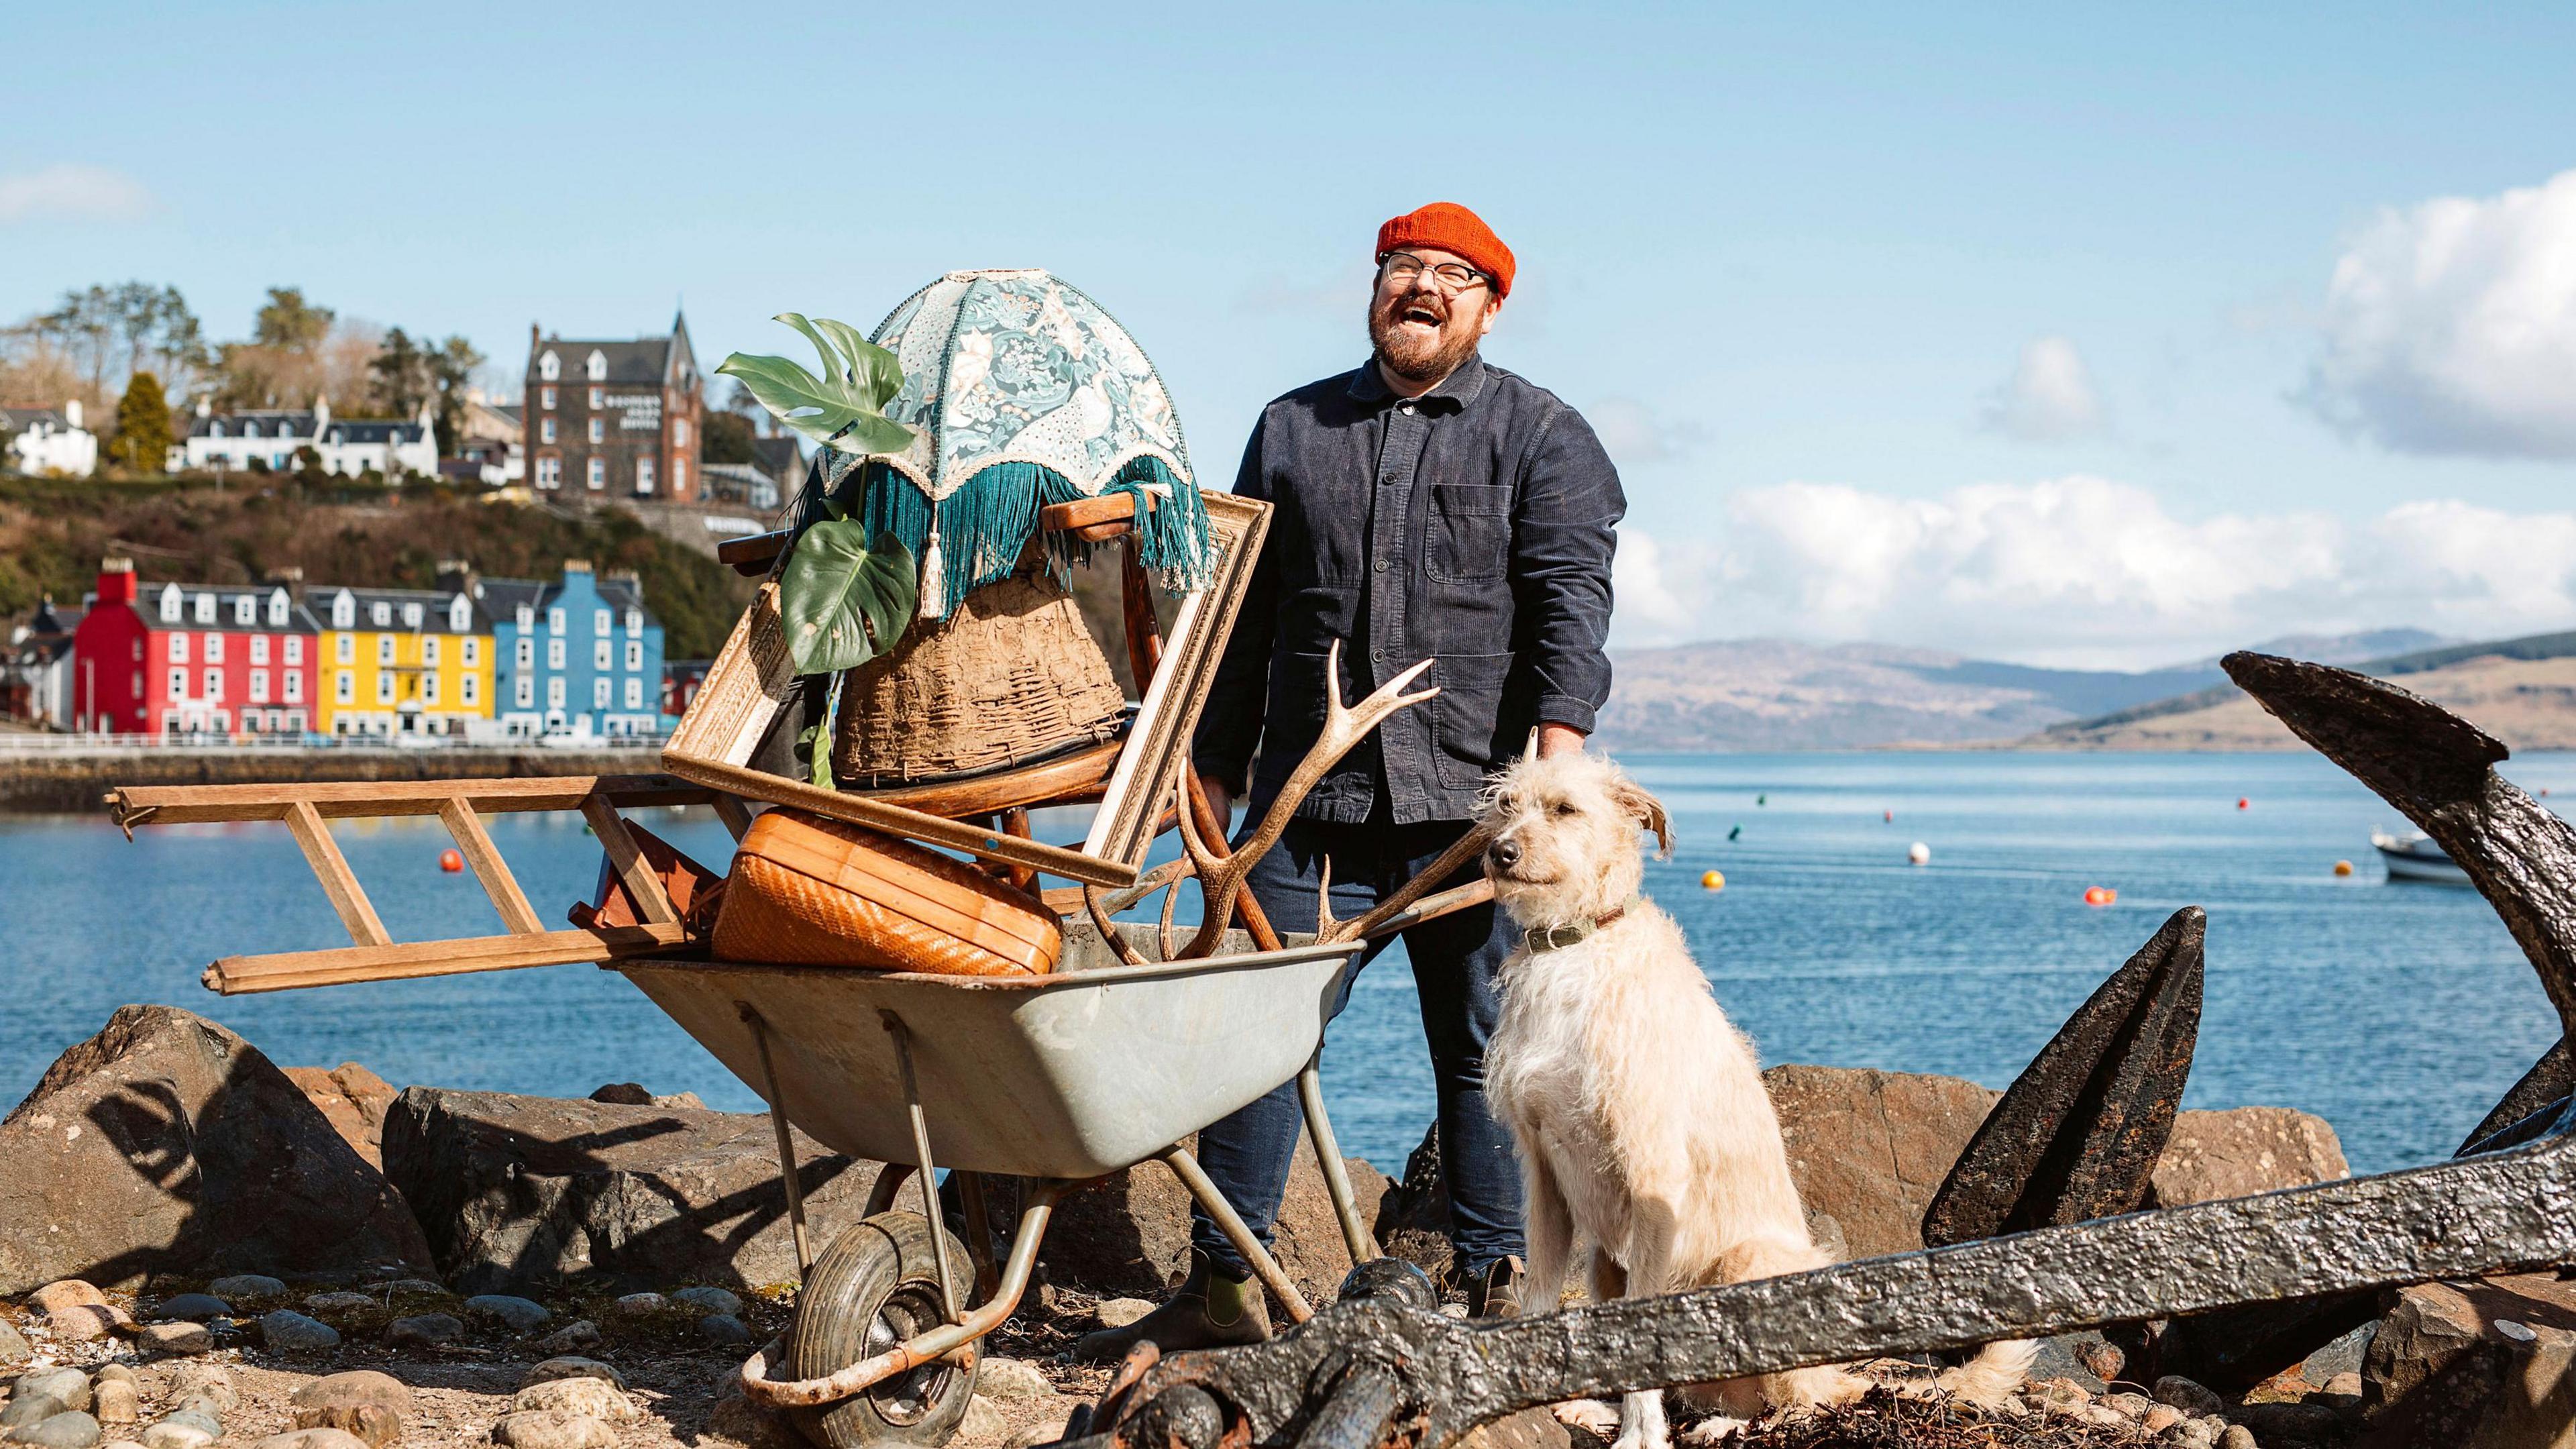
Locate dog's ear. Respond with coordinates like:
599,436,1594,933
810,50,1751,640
1609,777,1674,858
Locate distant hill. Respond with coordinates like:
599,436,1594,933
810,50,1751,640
1593,629,2469,752
2034,630,2576,751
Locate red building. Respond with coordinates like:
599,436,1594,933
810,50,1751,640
72,559,323,736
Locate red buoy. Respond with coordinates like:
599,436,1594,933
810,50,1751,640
1883,809,1893,822
2083,885,2117,906
2236,798,2249,810
439,848,464,873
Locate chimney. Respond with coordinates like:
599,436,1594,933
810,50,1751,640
264,566,305,599
602,567,642,601
65,400,83,430
97,557,138,606
563,559,593,576
435,559,476,596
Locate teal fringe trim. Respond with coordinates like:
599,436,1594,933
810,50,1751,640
828,455,1214,620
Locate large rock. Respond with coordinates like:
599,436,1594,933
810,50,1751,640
2151,1106,2350,1205
1764,1064,2000,1258
1038,1132,1387,1309
280,1065,396,1171
383,1087,881,1294
2362,1274,2576,1447
0,1006,431,1295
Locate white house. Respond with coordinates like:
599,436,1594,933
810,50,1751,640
182,395,438,478
1,402,98,478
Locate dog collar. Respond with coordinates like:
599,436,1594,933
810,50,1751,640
1522,896,1642,953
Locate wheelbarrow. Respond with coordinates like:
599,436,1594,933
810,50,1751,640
616,919,1385,1449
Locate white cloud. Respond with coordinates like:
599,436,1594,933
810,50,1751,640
2304,167,2576,458
1980,335,2104,441
1589,397,1705,465
0,164,154,225
1614,476,2576,668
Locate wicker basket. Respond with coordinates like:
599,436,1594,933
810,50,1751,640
712,808,1061,975
833,564,1126,786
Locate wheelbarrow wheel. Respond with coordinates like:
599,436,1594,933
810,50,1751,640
788,1210,983,1449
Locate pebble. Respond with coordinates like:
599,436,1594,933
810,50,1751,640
699,1316,751,1346
148,1298,228,1324
2029,1377,2092,1409
100,1441,145,1449
960,1395,1006,1441
610,1293,665,1316
250,1433,374,1449
28,1284,107,1316
138,1424,211,1449
2216,1426,2257,1449
0,1320,28,1366
384,1314,463,1349
488,1411,616,1449
258,1310,341,1354
521,1360,625,1393
138,1324,211,1358
464,1297,549,1333
91,1368,134,1388
205,1277,284,1301
672,1287,743,1316
16,1411,102,1449
4,1398,70,1433
2141,1402,2182,1433
2161,1421,2216,1449
163,1367,235,1414
156,1412,221,1442
530,1322,599,1356
288,1372,410,1449
511,1379,635,1424
45,1306,131,1342
301,1294,375,1316
2155,1374,2226,1418
17,1372,91,1414
977,1358,1057,1402
90,1385,137,1428
1093,1298,1155,1329
2103,1391,2152,1420
2073,1338,2125,1382
2077,1403,2129,1430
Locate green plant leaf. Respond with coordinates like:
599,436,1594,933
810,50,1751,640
714,313,916,454
777,518,917,677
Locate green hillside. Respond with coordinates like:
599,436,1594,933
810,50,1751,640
0,476,754,659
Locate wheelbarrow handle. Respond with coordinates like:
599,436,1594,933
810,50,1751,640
1349,879,1494,942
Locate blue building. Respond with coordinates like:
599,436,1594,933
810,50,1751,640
473,559,669,739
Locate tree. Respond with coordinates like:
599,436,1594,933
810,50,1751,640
701,410,758,466
254,287,335,352
428,335,484,454
109,371,172,475
367,326,431,416
20,282,209,409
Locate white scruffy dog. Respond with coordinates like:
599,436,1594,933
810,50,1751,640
1479,752,2033,1448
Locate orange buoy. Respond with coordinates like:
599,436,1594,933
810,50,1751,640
439,848,464,873
1883,809,1893,822
2333,859,2355,877
2084,885,2117,906
2237,798,2249,810
1701,869,1725,891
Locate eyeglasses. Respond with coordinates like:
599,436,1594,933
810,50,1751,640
1379,252,1489,294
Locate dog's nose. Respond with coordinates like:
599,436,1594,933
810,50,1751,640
1488,838,1521,870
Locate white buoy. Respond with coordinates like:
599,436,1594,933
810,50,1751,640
1907,841,1931,866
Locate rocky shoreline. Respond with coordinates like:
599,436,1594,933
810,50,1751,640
3,1004,2554,1448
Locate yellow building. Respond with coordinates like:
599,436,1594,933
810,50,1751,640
313,582,496,737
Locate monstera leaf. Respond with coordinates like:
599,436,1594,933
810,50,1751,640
777,502,918,677
716,313,916,453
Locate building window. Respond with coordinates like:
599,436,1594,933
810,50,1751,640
203,667,223,701
515,637,533,669
462,674,479,706
672,458,688,496
284,636,303,665
371,600,392,627
233,594,255,625
540,385,556,410
516,676,534,708
335,633,354,663
449,598,472,632
540,417,557,445
336,671,354,703
594,608,612,636
624,677,644,710
209,422,225,439
517,604,535,630
332,592,355,628
250,669,270,703
588,386,604,409
547,676,566,708
593,677,611,708
193,592,215,623
625,608,643,637
376,674,394,704
284,671,303,703
625,641,643,672
250,636,270,665
635,457,655,494
266,590,288,626
462,637,480,666
159,585,182,622
204,633,223,663
586,458,605,489
424,674,441,706
547,639,566,669
594,639,612,670
169,667,189,698
169,634,188,663
539,350,560,381
586,350,606,381
277,420,294,439
547,606,566,634
586,416,604,444
377,635,396,665
535,456,561,488
422,636,441,667
401,601,423,629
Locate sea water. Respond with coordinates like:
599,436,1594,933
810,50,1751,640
3,751,2565,1176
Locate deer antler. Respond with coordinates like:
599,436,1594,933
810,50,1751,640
1318,823,1497,945
1175,639,1438,958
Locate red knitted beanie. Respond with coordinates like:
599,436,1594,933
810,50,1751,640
1377,203,1515,298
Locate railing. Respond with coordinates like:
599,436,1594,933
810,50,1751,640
0,730,665,754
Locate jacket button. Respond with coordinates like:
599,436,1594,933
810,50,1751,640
1371,647,1385,661
1373,560,1387,573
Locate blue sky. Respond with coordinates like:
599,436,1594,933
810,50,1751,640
7,3,2575,667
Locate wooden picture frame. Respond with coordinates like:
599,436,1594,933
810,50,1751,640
660,490,1272,890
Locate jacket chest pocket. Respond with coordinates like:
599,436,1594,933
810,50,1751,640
1426,483,1512,582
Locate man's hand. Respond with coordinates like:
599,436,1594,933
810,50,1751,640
1195,771,1236,833
1536,722,1587,759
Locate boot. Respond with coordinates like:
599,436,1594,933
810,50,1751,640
1464,1254,1525,1318
1074,1250,1272,1362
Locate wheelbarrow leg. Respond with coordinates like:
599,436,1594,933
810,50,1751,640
739,1004,813,1277
957,1171,1004,1303
882,1010,962,1323
1297,1052,1375,1267
1161,1146,1317,1323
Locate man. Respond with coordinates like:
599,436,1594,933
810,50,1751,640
1081,202,1624,1356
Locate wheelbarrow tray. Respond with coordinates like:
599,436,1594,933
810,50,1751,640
611,925,1359,1179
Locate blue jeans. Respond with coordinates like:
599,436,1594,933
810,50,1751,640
1188,811,1525,1281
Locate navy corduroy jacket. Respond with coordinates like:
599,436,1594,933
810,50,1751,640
1192,354,1625,825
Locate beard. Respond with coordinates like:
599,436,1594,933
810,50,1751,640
1368,289,1483,384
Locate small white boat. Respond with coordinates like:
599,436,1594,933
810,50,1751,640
2373,828,2472,885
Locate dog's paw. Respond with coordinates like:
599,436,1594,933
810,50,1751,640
1676,1417,1746,1446
1609,1428,1672,1449
1550,1401,1621,1435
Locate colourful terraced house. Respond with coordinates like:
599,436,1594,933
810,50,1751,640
312,577,496,738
